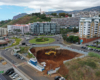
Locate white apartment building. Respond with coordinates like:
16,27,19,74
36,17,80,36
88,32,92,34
0,28,7,36
79,17,100,38
7,24,30,34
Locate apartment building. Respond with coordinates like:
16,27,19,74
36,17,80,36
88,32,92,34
30,22,60,35
0,28,7,36
79,17,100,38
7,24,30,34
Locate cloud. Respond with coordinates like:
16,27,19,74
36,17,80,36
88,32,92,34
0,0,100,12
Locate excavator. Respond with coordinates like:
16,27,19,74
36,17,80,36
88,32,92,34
45,51,56,56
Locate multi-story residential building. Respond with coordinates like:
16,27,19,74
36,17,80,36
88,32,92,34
30,22,60,35
7,24,30,34
0,28,7,36
79,17,100,38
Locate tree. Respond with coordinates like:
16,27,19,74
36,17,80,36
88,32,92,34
14,29,21,34
66,36,79,43
51,13,57,16
96,41,99,47
73,27,79,33
73,36,79,42
59,13,66,17
40,14,46,19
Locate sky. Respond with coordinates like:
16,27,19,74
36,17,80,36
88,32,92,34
0,0,100,21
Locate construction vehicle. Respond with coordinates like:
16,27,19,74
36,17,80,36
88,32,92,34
45,51,56,56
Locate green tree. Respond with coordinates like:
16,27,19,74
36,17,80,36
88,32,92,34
40,14,46,19
59,13,66,17
51,13,57,16
73,27,79,33
73,36,79,42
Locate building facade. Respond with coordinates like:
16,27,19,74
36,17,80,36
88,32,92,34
0,28,7,36
79,17,100,38
30,22,60,35
7,24,30,34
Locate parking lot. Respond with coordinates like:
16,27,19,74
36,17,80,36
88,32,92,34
4,68,24,80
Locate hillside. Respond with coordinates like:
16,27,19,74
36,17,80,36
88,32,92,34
0,14,51,28
45,6,100,14
82,6,100,12
62,52,100,80
13,13,28,20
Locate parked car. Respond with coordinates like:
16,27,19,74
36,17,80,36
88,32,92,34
20,56,24,60
5,68,14,75
86,44,89,46
8,70,14,75
54,76,65,80
14,53,18,56
27,44,31,46
17,55,20,59
32,43,36,45
22,42,26,45
12,74,19,79
5,48,9,50
11,73,16,77
17,77,23,80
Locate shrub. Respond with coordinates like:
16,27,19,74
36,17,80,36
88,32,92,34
88,52,100,59
95,71,100,77
36,37,49,42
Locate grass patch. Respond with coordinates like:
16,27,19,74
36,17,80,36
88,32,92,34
27,53,35,58
39,35,54,36
19,46,30,54
5,37,21,48
29,38,55,44
64,56,100,80
88,52,100,59
88,46,100,50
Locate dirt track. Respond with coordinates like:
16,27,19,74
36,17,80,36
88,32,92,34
30,48,81,74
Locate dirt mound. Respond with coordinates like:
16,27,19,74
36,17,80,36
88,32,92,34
30,48,36,55
43,60,60,74
58,64,69,76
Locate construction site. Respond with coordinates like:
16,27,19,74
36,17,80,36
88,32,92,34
30,46,82,75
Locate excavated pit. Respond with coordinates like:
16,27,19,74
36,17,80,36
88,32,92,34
30,48,82,74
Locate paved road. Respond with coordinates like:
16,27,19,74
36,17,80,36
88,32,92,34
70,45,100,54
3,74,12,80
1,48,54,80
1,49,26,64
19,35,63,46
18,65,54,80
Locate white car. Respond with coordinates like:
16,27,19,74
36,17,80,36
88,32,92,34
12,74,19,79
17,77,23,80
27,44,31,46
11,73,16,77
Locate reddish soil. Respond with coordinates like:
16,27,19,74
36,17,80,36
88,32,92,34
30,48,81,74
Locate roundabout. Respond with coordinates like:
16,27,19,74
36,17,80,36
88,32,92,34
29,37,55,44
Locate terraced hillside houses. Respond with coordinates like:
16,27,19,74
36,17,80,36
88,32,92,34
51,17,80,28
